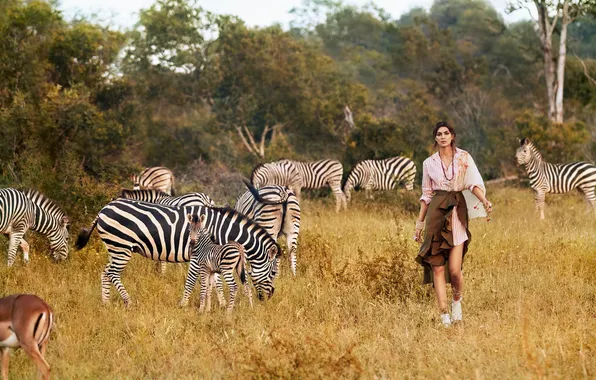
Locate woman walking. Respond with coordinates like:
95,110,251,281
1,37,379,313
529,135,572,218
414,121,492,327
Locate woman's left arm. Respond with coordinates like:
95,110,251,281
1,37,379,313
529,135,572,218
466,154,492,213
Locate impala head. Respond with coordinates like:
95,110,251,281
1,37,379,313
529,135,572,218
49,215,70,261
516,138,532,165
254,244,281,301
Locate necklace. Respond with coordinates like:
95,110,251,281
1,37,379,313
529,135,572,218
439,152,455,181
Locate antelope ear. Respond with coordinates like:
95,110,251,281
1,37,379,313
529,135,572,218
187,214,193,223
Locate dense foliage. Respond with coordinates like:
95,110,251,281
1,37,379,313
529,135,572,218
1,0,596,212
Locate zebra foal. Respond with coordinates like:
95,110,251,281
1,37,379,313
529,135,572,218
0,188,69,266
343,156,416,202
180,214,252,313
516,138,596,219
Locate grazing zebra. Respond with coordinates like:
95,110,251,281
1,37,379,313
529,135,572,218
251,161,302,198
0,188,70,266
132,166,176,195
75,199,280,304
119,189,216,273
291,159,346,212
180,214,252,313
120,189,215,207
516,138,596,219
343,156,417,202
236,180,301,275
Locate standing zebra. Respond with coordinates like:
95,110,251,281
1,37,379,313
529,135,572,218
236,180,301,275
75,199,280,304
181,214,251,313
516,138,596,219
251,159,347,212
251,161,302,197
291,159,346,212
119,188,215,273
343,156,417,202
132,166,176,195
0,188,70,266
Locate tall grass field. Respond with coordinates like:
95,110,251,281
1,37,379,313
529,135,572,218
0,187,594,378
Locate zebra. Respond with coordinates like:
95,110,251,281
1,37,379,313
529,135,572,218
180,214,252,313
0,188,70,266
132,166,176,195
251,161,302,198
75,199,280,305
119,188,216,273
236,180,301,275
291,159,346,212
251,159,347,212
343,156,417,202
516,137,596,220
120,189,215,207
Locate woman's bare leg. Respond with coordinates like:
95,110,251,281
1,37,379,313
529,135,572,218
448,244,464,301
432,264,448,312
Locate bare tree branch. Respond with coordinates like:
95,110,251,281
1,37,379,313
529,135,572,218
575,54,596,87
235,124,261,158
259,125,271,158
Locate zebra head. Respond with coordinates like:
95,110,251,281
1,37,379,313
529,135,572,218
253,243,281,301
130,175,141,190
186,213,208,248
49,215,70,261
516,138,536,166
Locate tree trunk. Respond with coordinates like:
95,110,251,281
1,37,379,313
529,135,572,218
554,0,570,123
535,0,557,122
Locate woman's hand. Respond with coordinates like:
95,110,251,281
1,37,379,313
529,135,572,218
414,220,424,243
482,198,493,213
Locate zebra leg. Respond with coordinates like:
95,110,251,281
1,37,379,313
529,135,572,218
105,250,133,306
579,185,596,216
535,191,546,220
101,263,112,303
19,238,30,264
224,271,238,313
213,274,227,308
329,180,345,213
198,269,209,313
285,230,298,276
206,272,216,312
244,281,253,308
7,227,26,267
180,260,199,307
156,261,167,274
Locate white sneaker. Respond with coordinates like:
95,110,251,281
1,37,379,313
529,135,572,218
440,313,452,327
451,298,462,322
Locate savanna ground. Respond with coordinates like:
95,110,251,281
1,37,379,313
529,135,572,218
0,187,595,379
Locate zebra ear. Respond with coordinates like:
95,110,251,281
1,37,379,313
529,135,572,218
521,137,529,146
187,214,193,224
61,216,70,228
199,214,207,226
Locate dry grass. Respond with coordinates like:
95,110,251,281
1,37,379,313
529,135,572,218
0,187,594,379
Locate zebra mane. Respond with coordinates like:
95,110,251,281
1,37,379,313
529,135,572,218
120,188,170,198
21,189,67,219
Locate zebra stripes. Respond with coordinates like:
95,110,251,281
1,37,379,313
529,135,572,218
132,166,176,195
0,188,69,266
75,199,280,304
119,189,216,273
180,214,252,312
251,159,347,212
236,181,301,275
516,138,596,219
343,156,417,202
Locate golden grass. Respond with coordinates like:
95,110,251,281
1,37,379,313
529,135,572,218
0,187,595,378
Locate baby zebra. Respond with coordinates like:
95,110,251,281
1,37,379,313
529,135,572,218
180,214,252,313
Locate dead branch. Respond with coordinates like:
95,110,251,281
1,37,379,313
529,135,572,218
235,125,262,158
258,125,271,158
575,54,596,87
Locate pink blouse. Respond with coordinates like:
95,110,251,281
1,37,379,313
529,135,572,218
420,148,485,246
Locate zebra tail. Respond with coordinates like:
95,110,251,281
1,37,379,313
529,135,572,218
76,217,98,250
242,179,286,205
237,245,247,284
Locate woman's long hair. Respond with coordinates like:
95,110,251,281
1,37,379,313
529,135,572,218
433,121,457,150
